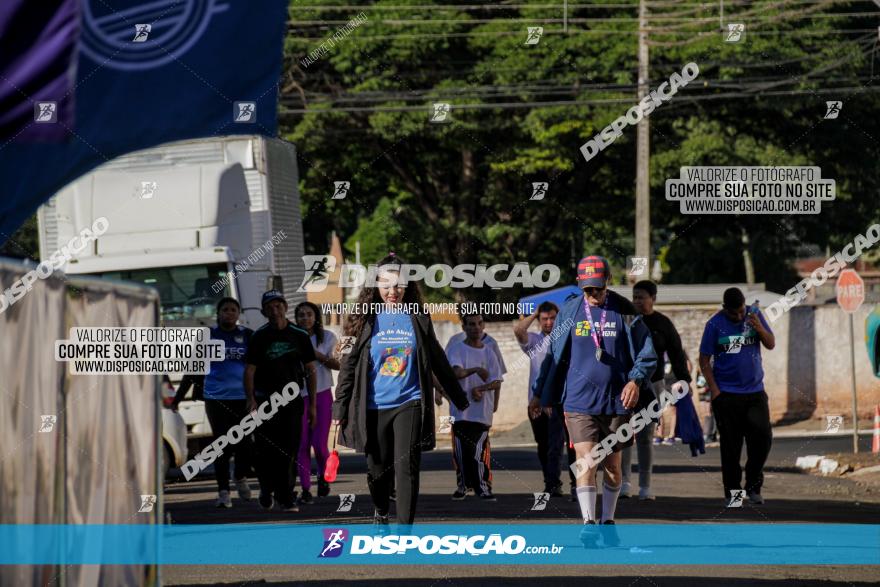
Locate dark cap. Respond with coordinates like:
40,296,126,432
577,255,610,288
261,289,287,307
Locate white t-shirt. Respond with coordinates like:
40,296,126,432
446,331,507,375
446,340,503,426
519,331,550,401
303,330,338,397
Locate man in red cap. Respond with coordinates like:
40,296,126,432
529,256,656,543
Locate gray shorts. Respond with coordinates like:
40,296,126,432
564,413,634,451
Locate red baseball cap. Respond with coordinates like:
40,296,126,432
577,255,610,288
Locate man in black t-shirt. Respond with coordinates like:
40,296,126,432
622,280,692,500
245,290,317,511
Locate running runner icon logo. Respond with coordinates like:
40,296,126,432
726,489,745,508
233,102,256,123
629,257,648,276
531,492,550,511
39,415,57,433
332,181,350,200
525,27,543,45
35,102,57,123
431,102,451,122
138,494,157,513
132,24,151,42
319,528,349,558
439,415,455,433
298,255,337,292
824,101,842,119
530,182,548,200
337,494,355,512
725,23,745,42
825,415,844,433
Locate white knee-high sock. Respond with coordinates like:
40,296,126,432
576,486,598,522
602,482,621,523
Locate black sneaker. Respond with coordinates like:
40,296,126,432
451,489,467,500
600,520,620,546
259,492,274,511
299,490,313,505
477,492,497,502
278,501,299,512
373,511,390,536
317,477,331,498
546,484,565,498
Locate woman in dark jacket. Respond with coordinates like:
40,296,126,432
332,254,469,527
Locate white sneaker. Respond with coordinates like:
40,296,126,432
235,478,252,501
215,490,232,508
620,481,632,499
747,491,764,504
638,487,655,501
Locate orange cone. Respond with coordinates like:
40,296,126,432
873,405,880,454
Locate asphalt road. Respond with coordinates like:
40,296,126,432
162,434,880,586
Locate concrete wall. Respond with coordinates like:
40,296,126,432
328,304,880,433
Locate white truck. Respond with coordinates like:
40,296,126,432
38,135,308,444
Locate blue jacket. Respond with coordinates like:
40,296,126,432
533,290,657,414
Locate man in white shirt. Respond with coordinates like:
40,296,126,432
447,313,503,501
515,301,570,498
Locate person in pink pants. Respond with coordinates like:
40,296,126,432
294,302,340,503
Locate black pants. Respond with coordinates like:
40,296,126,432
365,400,422,525
712,390,772,497
204,399,253,491
253,396,303,507
452,420,492,495
528,407,566,490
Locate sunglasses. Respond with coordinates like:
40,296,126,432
583,286,606,295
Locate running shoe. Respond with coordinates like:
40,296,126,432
638,487,655,501
579,521,599,548
299,490,314,505
317,477,331,498
373,511,391,536
215,490,232,509
235,478,252,501
451,489,467,500
662,438,675,446
620,481,632,499
278,501,299,512
652,437,662,446
477,492,497,502
600,520,621,546
747,491,764,504
259,492,274,511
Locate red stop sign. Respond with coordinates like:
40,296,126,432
836,269,865,313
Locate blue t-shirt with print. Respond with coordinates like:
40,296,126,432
368,311,421,409
204,325,252,400
699,310,772,393
564,298,633,415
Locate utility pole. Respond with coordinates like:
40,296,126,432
635,0,650,273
